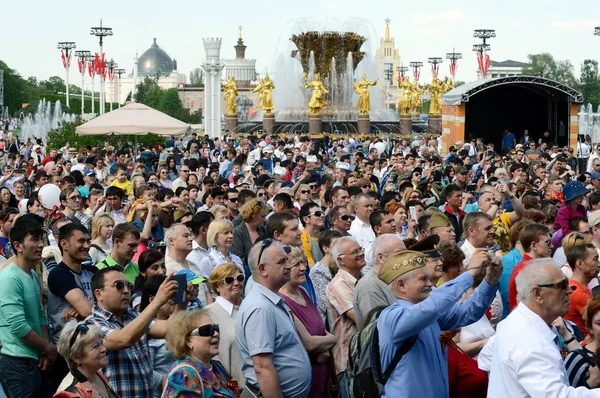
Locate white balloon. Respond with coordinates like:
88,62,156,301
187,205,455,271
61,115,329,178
38,184,62,210
18,198,29,214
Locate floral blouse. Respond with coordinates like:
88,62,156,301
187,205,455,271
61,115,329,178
162,356,240,398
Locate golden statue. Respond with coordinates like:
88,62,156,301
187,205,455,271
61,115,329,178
428,76,443,115
222,76,238,115
442,78,454,93
410,79,424,114
305,73,329,115
397,76,412,115
252,75,275,114
354,74,378,115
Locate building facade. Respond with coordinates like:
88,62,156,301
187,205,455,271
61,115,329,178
374,19,402,109
483,59,530,79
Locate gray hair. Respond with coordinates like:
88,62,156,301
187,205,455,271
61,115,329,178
388,267,417,289
331,236,358,267
57,320,104,372
515,258,557,303
372,234,405,265
165,223,185,246
462,211,493,240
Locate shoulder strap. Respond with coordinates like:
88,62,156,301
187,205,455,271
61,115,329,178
89,244,106,255
380,332,419,384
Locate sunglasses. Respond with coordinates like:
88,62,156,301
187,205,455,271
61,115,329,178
103,280,133,291
309,211,324,217
537,279,571,291
190,324,220,337
341,214,355,221
309,185,317,189
228,197,238,202
257,192,266,197
223,274,245,285
69,320,93,349
361,184,370,189
300,190,310,194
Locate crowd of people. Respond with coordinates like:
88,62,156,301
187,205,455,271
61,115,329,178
1,128,600,397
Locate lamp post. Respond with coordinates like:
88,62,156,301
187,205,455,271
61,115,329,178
115,68,125,107
57,42,76,109
409,61,423,82
86,55,97,115
90,19,113,115
473,29,495,78
446,50,462,84
428,57,443,79
106,59,117,112
74,50,90,116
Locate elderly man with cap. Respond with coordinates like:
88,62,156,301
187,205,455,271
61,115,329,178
377,246,500,397
428,212,456,244
409,235,444,286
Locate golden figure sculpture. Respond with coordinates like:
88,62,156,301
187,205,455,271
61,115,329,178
428,76,443,115
252,75,275,114
410,79,424,114
442,78,454,93
397,76,412,115
222,76,238,115
354,74,378,115
305,73,329,115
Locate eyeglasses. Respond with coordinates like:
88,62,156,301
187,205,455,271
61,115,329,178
340,247,364,257
68,195,81,201
69,320,93,350
189,324,220,337
181,169,190,173
103,280,133,291
223,274,245,285
309,210,324,217
537,279,571,291
410,195,422,200
300,190,310,194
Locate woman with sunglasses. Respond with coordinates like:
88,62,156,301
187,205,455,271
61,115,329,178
294,184,312,211
163,309,239,398
279,247,336,398
205,263,245,386
231,199,268,268
54,320,120,397
158,166,172,189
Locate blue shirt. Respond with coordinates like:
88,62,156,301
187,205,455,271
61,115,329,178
502,133,516,150
236,282,311,397
499,247,523,319
378,272,497,397
257,157,274,173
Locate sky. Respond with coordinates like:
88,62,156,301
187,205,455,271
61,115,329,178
2,0,600,88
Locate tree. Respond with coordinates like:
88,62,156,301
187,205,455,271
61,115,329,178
189,68,204,85
578,59,600,108
522,53,577,87
0,60,37,112
159,88,183,117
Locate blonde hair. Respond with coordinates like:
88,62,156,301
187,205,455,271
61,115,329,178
57,320,104,371
165,309,209,359
208,205,228,219
287,246,305,264
562,232,592,252
206,219,234,247
240,199,268,222
295,184,311,200
209,262,243,295
91,213,115,240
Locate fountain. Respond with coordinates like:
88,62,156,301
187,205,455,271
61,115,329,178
18,99,78,142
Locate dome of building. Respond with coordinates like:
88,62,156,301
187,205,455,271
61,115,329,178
138,38,174,77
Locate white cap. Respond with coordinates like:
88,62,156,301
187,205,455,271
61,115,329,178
263,147,274,153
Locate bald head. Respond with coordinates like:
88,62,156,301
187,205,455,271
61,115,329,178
372,234,406,267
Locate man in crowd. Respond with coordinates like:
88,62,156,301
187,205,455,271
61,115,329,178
327,236,366,397
364,209,396,273
299,202,325,265
325,186,350,228
377,247,498,397
441,184,465,242
225,188,240,221
427,212,456,242
330,205,354,236
354,234,404,329
236,240,311,398
460,211,495,265
95,223,141,283
565,244,600,336
186,211,214,271
100,186,127,225
349,193,376,251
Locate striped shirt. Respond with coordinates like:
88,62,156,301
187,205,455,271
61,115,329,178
88,305,155,398
327,268,358,374
564,347,594,388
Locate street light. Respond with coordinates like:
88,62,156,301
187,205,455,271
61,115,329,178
428,57,443,79
446,50,462,84
74,50,91,116
473,29,495,78
409,61,423,82
90,19,113,115
595,27,600,36
115,68,125,108
57,42,76,108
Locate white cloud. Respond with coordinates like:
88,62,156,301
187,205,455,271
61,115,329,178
550,20,600,30
410,9,468,23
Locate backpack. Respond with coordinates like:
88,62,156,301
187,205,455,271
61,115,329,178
345,310,418,397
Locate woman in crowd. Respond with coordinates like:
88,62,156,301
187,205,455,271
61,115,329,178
132,175,146,193
231,199,268,268
557,232,593,279
94,157,109,181
436,241,466,287
158,166,172,189
13,180,25,202
205,263,245,386
309,230,343,324
54,320,119,397
166,157,179,181
565,296,600,387
208,205,229,220
294,184,312,210
280,247,336,398
89,213,114,265
163,309,239,397
140,275,176,398
0,208,17,258
131,249,166,310
385,202,417,240
0,187,16,210
197,219,243,279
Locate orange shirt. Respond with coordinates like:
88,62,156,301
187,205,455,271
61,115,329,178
566,280,592,337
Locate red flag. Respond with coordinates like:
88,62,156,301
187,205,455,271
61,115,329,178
484,54,491,77
88,61,96,78
78,58,86,74
450,62,456,77
61,50,67,68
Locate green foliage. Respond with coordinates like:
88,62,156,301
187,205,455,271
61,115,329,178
522,53,578,87
46,121,164,151
578,59,600,108
0,60,38,112
135,77,202,124
189,68,204,85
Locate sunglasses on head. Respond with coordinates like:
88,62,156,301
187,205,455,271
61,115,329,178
257,238,291,265
190,324,220,337
224,274,245,285
104,280,133,291
69,320,94,349
341,214,355,221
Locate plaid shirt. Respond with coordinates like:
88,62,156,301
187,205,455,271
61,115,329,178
75,211,93,232
88,304,154,398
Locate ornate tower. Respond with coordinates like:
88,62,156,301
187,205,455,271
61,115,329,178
234,26,246,59
202,38,224,138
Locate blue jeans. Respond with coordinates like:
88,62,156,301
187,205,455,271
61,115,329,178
0,354,41,397
338,371,349,398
